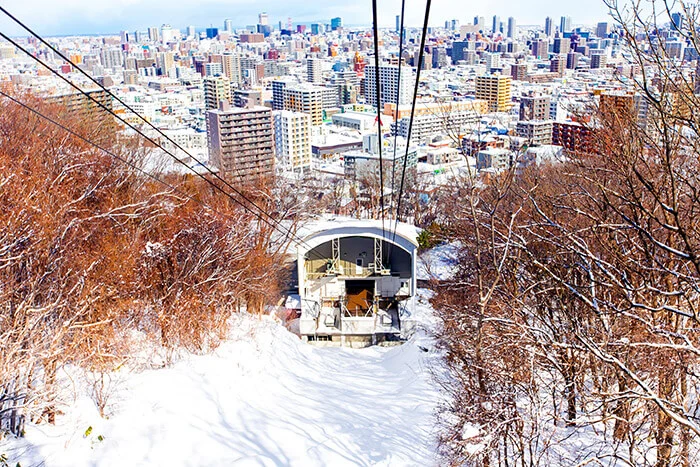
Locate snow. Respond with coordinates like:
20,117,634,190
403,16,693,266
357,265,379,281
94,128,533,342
416,242,461,281
296,215,420,249
460,422,480,440
1,290,445,467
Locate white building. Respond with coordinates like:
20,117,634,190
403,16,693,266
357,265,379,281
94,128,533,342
391,110,479,145
364,64,412,109
331,111,379,131
296,218,418,346
307,58,322,84
274,110,312,173
160,25,180,43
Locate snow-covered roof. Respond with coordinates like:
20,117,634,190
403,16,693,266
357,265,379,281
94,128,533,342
297,216,419,254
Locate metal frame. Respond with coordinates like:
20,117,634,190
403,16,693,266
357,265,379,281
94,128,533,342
373,237,382,274
327,237,341,275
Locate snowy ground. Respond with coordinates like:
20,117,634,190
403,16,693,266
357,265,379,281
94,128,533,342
417,243,461,281
1,290,445,467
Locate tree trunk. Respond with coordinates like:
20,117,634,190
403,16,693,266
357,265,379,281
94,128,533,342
613,374,630,441
655,367,675,467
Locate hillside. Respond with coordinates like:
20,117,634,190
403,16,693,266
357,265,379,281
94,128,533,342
1,290,444,466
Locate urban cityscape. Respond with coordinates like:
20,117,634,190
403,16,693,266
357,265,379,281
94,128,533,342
0,11,675,189
1,2,700,466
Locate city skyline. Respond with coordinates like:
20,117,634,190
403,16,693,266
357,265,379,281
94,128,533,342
0,0,612,36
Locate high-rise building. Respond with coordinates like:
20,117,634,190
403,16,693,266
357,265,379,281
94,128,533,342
492,15,500,34
307,58,322,84
560,16,572,33
414,48,432,70
321,86,341,109
204,75,232,110
475,74,512,112
553,36,571,54
258,12,269,26
451,41,474,63
273,110,312,173
432,47,447,68
511,63,527,81
520,95,551,121
273,83,325,125
590,51,608,69
148,26,160,42
186,25,196,39
364,64,412,109
396,15,401,33
100,48,124,70
156,51,175,77
566,51,580,69
599,92,647,127
474,16,485,31
550,54,566,75
532,39,549,59
671,12,684,30
331,17,342,30
207,104,275,185
204,62,223,76
507,17,516,38
553,121,597,153
484,52,500,71
161,25,180,43
222,53,242,85
206,27,218,39
47,88,115,138
545,17,554,36
596,22,611,38
224,19,233,33
331,71,359,105
272,79,291,110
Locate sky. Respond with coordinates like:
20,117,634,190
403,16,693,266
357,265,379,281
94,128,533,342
0,0,613,37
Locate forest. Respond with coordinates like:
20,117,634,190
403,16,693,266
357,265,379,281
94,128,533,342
431,3,700,465
0,93,288,435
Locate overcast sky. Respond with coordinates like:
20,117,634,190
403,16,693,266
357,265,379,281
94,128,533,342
0,0,612,36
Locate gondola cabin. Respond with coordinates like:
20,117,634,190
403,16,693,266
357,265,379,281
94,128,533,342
297,218,418,347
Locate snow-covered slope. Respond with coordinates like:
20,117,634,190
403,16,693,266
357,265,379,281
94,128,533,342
2,290,444,467
417,242,460,281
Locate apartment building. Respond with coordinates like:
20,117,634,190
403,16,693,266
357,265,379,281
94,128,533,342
206,104,275,184
307,58,322,84
273,110,312,173
364,64,412,108
391,110,479,145
519,95,551,121
222,53,242,85
516,120,554,145
272,79,327,125
284,85,324,125
47,88,115,137
475,74,513,112
203,75,232,110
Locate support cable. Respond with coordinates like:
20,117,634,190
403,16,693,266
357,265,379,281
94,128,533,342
0,90,242,227
371,0,386,238
0,11,327,258
0,6,322,256
392,0,432,243
390,0,407,212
